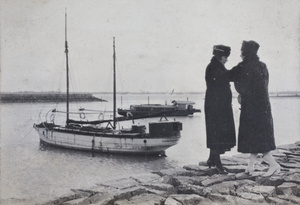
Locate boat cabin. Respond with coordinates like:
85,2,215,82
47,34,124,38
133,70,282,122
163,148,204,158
171,100,196,111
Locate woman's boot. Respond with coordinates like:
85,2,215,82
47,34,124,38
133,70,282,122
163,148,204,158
245,153,257,175
213,154,227,174
207,150,215,168
262,152,281,177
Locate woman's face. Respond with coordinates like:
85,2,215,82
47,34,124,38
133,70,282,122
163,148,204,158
219,56,228,65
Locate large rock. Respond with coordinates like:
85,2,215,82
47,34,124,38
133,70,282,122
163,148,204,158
236,192,266,203
164,197,182,205
168,194,205,205
280,162,300,169
177,184,210,197
209,181,237,195
97,177,139,189
114,193,165,205
225,165,247,173
80,193,114,205
141,182,176,192
244,185,276,197
265,196,290,204
215,195,260,205
130,173,161,184
235,172,256,180
283,173,300,184
154,168,187,177
256,175,284,186
201,174,235,187
277,194,300,204
183,165,218,176
172,175,209,187
276,182,300,196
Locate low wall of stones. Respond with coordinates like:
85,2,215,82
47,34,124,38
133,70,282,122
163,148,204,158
40,141,300,205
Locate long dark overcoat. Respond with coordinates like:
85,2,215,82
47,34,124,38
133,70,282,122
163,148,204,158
204,56,236,153
230,56,276,153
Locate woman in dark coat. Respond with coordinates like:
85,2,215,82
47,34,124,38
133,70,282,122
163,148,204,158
204,45,236,174
230,40,280,177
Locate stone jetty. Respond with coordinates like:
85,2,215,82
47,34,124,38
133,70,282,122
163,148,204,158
0,92,105,103
41,142,300,205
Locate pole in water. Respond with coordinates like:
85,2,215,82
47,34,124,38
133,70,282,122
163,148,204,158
91,137,95,157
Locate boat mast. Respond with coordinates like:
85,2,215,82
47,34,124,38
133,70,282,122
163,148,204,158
113,37,116,129
65,9,70,124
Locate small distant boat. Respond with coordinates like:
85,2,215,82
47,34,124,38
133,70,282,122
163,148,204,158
33,13,182,156
118,100,201,117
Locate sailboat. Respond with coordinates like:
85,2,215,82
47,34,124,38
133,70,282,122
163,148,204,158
33,13,182,156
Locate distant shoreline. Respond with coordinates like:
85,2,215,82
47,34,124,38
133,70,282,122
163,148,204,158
0,91,299,103
0,92,106,103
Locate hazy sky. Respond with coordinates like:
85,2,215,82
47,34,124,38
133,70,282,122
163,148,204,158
1,0,299,93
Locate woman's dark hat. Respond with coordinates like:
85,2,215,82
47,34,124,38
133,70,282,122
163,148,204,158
241,40,260,56
213,45,231,57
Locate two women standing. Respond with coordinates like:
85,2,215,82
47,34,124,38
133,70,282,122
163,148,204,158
204,41,280,176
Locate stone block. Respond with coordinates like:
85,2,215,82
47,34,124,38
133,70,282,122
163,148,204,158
221,195,260,205
277,144,300,151
282,173,300,184
145,187,176,198
42,194,78,205
172,175,208,187
141,182,175,192
245,185,276,197
62,197,89,205
80,193,114,205
164,197,182,205
98,177,139,189
130,173,161,184
114,193,165,205
209,181,237,195
280,162,300,169
112,187,147,201
154,168,187,177
201,174,235,187
237,192,266,203
170,176,194,187
168,194,205,205
220,158,239,166
177,184,210,197
277,194,300,204
178,170,208,177
207,193,231,203
265,196,290,205
256,175,284,186
225,165,247,173
183,164,208,171
235,172,256,180
276,182,300,196
183,165,215,176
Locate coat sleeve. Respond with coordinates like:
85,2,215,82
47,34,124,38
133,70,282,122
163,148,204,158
228,63,241,82
233,64,254,95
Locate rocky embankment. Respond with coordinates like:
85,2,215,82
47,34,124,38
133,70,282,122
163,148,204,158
42,142,300,205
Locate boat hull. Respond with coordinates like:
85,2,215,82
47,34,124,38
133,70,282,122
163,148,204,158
118,108,201,117
33,122,181,155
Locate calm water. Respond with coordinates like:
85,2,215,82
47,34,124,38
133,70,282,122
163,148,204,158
1,93,299,202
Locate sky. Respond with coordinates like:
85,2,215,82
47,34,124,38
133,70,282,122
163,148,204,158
1,0,299,93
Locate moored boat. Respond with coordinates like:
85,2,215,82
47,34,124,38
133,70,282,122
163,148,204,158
118,100,201,117
33,13,182,156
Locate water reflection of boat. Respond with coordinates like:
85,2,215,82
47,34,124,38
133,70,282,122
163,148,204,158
33,13,182,156
118,100,201,117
